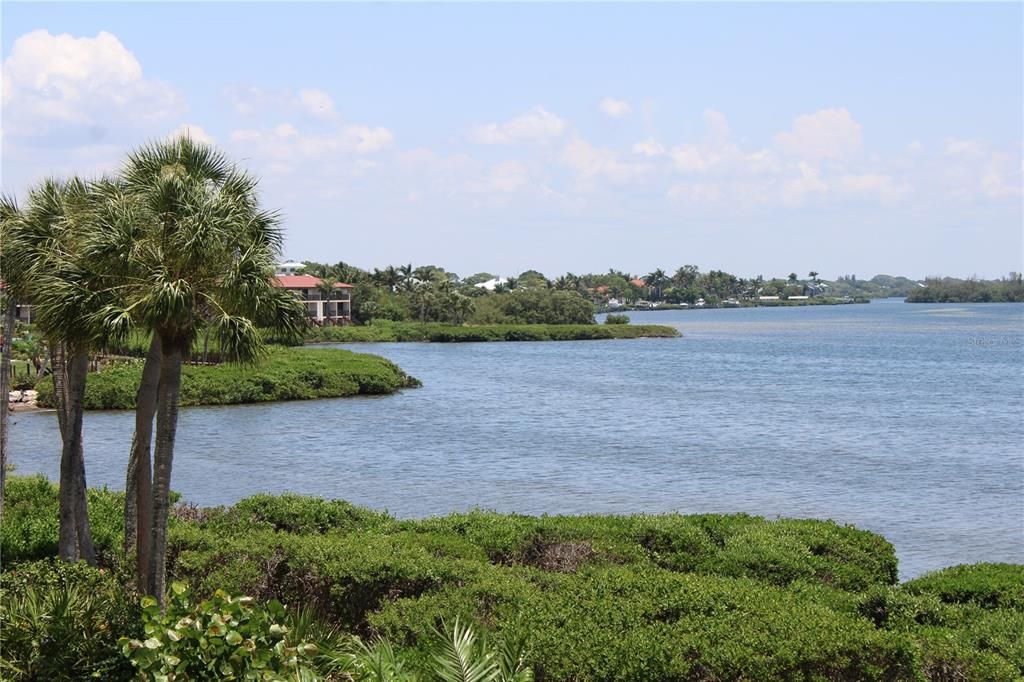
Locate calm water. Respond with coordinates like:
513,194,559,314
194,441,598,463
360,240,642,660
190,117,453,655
8,299,1024,579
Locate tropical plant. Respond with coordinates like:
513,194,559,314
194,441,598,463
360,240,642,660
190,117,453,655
119,583,321,680
0,194,21,519
93,136,307,600
2,178,106,563
0,559,140,681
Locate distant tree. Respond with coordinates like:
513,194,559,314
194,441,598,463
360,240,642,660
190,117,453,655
808,271,819,283
645,269,668,301
788,273,799,284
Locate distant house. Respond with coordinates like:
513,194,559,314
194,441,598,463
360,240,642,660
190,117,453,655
474,277,508,292
276,261,307,276
630,278,646,288
273,275,353,324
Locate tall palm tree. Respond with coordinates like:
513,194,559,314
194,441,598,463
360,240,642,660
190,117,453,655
0,195,23,519
808,271,820,283
4,178,108,564
645,269,668,301
95,136,306,600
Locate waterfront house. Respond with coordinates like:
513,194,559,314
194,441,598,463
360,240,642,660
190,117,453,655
273,275,353,324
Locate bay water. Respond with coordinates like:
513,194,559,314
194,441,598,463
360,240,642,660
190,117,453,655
8,299,1023,579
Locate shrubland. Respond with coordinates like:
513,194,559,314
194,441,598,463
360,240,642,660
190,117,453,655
2,476,1021,681
34,347,419,410
305,321,679,343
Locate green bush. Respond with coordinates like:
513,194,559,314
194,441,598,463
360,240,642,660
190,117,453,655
119,583,320,680
0,560,140,681
902,563,1024,609
0,475,124,566
5,483,1021,680
35,347,420,410
306,323,679,344
604,313,630,324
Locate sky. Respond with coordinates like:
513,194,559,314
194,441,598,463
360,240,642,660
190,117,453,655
2,2,1022,281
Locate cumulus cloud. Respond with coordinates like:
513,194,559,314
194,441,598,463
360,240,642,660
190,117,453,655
167,123,214,144
2,30,184,137
298,88,337,119
228,121,393,164
561,137,649,186
632,138,666,157
468,106,567,144
782,162,829,206
598,97,631,118
774,108,863,161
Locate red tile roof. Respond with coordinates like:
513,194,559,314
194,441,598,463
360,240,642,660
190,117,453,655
273,275,353,289
630,278,646,287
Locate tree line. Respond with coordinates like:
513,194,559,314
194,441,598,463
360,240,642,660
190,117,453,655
0,137,308,604
905,274,1024,303
300,261,868,317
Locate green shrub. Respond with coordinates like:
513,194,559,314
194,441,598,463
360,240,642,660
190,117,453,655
306,323,679,344
119,583,320,680
604,313,630,324
0,560,140,681
902,563,1024,609
36,347,420,410
371,567,921,681
0,475,124,566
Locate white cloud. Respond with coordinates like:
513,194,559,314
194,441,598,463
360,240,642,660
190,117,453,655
774,108,863,161
298,88,337,119
469,161,529,194
2,30,184,136
167,123,214,144
632,138,666,157
228,121,394,162
670,145,708,173
598,97,631,118
468,106,567,144
835,173,910,203
943,138,984,158
561,138,649,186
782,162,829,206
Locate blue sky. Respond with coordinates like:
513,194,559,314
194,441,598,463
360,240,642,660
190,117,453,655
2,2,1021,280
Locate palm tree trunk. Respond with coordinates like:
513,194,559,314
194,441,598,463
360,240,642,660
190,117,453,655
125,335,160,587
0,296,15,519
52,341,79,562
147,340,183,602
67,347,97,566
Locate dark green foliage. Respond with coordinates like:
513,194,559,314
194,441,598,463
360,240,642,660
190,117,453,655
306,322,679,344
0,475,124,565
604,313,630,324
3,479,1021,680
34,347,419,410
0,560,140,680
469,289,595,325
906,275,1024,303
902,563,1024,609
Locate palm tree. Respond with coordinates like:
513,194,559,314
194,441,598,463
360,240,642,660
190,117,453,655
808,271,819,283
788,272,799,284
96,136,306,599
4,178,108,564
0,195,22,519
645,269,668,301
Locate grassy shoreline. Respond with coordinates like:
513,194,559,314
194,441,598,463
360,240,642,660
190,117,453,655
34,347,420,411
305,321,681,343
2,477,1022,681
